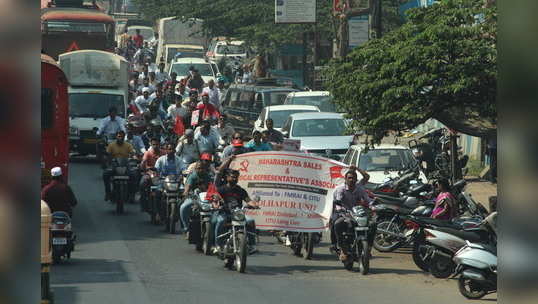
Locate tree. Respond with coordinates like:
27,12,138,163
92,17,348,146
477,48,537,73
324,0,496,141
133,0,337,54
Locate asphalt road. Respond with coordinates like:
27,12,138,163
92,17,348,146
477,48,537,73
50,161,497,304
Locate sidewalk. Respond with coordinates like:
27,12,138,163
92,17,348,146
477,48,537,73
465,179,497,210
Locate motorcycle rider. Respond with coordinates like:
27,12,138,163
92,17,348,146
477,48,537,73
102,130,136,202
41,167,78,218
212,169,259,254
213,115,235,145
264,118,284,144
139,138,164,211
197,93,220,122
202,79,221,110
154,143,182,221
176,129,200,172
180,160,214,235
96,106,126,140
245,130,272,151
194,120,220,155
222,133,249,158
125,124,146,156
135,87,152,113
331,166,372,261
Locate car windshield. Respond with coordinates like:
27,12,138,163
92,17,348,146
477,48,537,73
170,63,214,77
166,49,204,64
358,149,416,171
216,44,245,54
69,93,124,118
291,118,346,137
127,28,154,40
265,91,295,106
268,109,318,128
288,95,336,112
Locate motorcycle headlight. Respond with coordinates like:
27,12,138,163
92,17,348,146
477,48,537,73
165,182,179,191
354,216,369,227
115,166,127,175
232,209,246,221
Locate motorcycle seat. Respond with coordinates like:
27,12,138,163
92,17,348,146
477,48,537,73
376,195,406,205
435,227,485,243
413,217,460,229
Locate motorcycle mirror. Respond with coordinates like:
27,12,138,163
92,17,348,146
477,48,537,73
252,195,261,202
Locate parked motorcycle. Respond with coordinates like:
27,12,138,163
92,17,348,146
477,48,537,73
162,175,183,234
50,211,75,264
453,239,497,299
333,206,376,274
217,204,260,273
110,158,131,215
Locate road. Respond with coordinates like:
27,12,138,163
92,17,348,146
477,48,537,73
51,161,497,303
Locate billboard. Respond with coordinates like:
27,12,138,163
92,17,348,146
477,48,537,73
348,15,369,48
275,0,316,24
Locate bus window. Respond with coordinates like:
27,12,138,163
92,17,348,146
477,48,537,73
42,88,54,129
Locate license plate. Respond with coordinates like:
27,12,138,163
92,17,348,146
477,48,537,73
83,138,99,144
52,238,67,245
113,176,130,180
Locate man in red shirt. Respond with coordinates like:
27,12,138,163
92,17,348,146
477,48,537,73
41,167,78,217
139,138,163,211
133,29,144,49
197,92,220,122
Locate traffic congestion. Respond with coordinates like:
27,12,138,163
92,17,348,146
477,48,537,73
40,1,498,303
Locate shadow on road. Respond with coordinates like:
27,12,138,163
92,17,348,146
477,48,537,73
51,286,79,304
368,267,425,276
247,264,343,276
52,258,130,285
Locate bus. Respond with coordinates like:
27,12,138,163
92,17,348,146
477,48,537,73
41,54,70,187
41,1,116,60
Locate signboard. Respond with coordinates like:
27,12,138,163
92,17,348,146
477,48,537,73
282,139,301,152
230,151,348,232
275,0,316,24
348,15,369,48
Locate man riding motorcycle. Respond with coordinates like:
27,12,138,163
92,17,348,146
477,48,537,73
139,138,164,212
211,169,259,254
102,130,136,202
180,160,214,235
96,107,126,165
153,143,183,221
331,166,372,261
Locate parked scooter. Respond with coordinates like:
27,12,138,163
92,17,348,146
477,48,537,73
50,211,75,264
414,212,496,278
333,205,376,274
453,237,497,299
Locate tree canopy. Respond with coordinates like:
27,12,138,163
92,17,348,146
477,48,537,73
323,0,496,139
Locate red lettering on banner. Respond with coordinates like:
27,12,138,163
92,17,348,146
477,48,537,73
302,161,322,170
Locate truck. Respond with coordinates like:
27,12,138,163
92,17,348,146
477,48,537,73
156,17,207,70
59,50,129,156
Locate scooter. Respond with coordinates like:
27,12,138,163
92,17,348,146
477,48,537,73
453,239,497,299
50,211,75,264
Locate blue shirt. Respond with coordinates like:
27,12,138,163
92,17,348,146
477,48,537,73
155,155,182,176
245,140,272,152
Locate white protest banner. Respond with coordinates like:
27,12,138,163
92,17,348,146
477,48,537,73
229,151,348,232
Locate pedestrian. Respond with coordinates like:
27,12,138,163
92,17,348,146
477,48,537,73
41,167,78,218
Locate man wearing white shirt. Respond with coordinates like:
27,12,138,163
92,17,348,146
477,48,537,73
96,107,126,138
137,77,156,95
135,88,152,113
202,79,221,110
167,96,188,119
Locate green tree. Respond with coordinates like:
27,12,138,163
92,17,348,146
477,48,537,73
324,0,496,141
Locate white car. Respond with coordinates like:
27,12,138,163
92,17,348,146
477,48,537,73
253,105,320,133
168,57,220,84
206,39,247,62
280,112,353,160
283,91,338,113
342,144,428,184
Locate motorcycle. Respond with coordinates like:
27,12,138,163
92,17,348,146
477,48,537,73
188,191,217,255
413,212,496,278
162,175,183,234
50,211,75,264
217,202,260,273
95,133,115,169
148,171,162,224
453,239,497,299
110,158,131,215
333,205,376,274
275,231,321,260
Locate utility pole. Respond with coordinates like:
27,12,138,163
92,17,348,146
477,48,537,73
373,0,383,38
